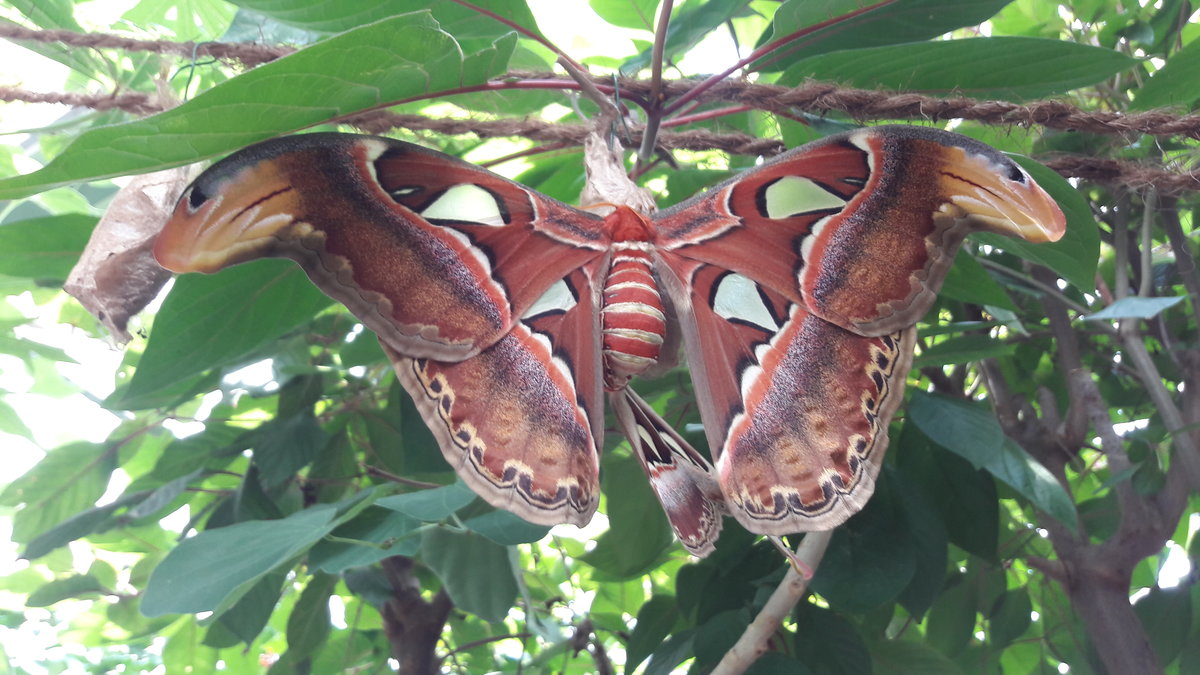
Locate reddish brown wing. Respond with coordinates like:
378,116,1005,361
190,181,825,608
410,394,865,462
610,389,725,555
651,125,1065,534
653,125,1065,336
656,256,914,533
155,133,605,361
384,265,606,527
155,133,611,528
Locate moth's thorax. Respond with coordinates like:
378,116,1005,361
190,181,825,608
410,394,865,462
600,206,667,390
603,204,656,242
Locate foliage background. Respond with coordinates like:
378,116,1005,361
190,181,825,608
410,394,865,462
0,0,1197,673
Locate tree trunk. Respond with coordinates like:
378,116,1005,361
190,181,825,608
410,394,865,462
1059,554,1162,674
381,557,453,675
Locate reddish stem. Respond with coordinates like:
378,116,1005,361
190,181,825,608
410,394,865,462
661,104,752,127
445,0,586,73
662,0,897,116
480,142,575,168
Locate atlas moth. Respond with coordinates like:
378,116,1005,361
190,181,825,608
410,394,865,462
154,125,1066,557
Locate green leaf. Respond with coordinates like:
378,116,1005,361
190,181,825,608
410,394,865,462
643,628,697,675
122,0,237,42
869,638,966,674
756,0,1014,72
121,259,333,406
1085,296,1187,321
308,506,422,573
234,0,540,52
1133,36,1200,109
896,423,998,560
252,413,328,486
939,249,1017,310
1133,585,1193,665
22,491,150,560
926,575,977,656
3,442,116,544
744,653,815,675
988,588,1033,648
462,509,551,545
360,383,451,477
127,469,207,521
626,595,679,672
0,12,489,199
212,570,285,645
0,397,34,440
907,391,1078,531
227,0,404,32
974,157,1098,292
421,528,517,622
0,214,96,280
692,610,751,668
589,0,659,29
914,334,1017,368
375,482,476,521
26,574,107,607
622,0,751,73
141,504,340,616
780,38,1135,100
810,473,916,612
792,602,871,674
890,464,949,619
286,573,337,661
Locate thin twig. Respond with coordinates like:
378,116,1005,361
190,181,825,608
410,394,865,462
638,0,674,161
1138,189,1157,298
712,531,833,674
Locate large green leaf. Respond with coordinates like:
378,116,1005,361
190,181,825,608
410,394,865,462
939,249,1017,310
26,574,107,607
926,573,977,656
891,464,949,618
0,12,511,200
907,391,1078,530
233,0,541,53
869,638,965,674
1133,584,1193,665
780,38,1136,101
589,0,659,30
0,214,95,280
286,573,337,661
251,413,328,487
141,504,340,616
3,442,116,545
375,482,477,521
626,595,679,671
227,0,399,33
896,422,998,560
791,602,871,674
914,334,1018,368
308,506,423,573
121,259,333,405
462,509,551,545
1133,36,1200,110
810,473,916,613
421,528,517,622
621,0,752,73
755,0,1014,72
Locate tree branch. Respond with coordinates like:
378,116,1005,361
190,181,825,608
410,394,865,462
712,531,833,675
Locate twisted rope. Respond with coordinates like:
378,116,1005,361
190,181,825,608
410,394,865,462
3,25,1200,192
